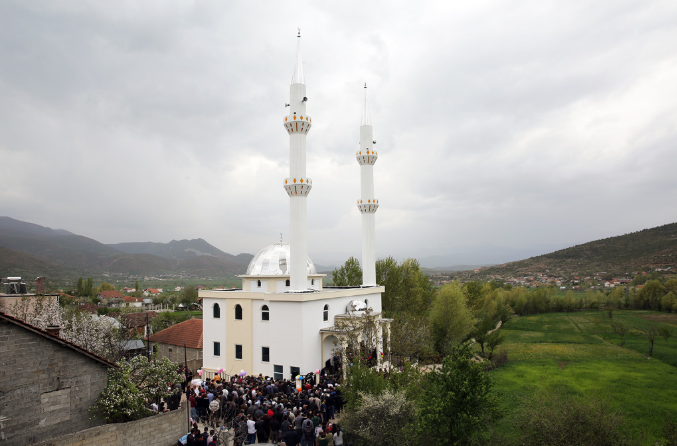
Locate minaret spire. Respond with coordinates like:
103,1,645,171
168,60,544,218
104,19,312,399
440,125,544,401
361,82,371,126
356,85,379,286
292,28,305,85
283,31,313,291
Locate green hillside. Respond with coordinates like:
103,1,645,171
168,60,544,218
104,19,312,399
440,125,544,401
478,222,677,277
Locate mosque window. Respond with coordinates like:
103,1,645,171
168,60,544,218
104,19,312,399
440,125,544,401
257,280,262,287
262,305,270,321
235,304,243,320
262,346,270,363
323,304,329,321
214,342,220,356
311,279,315,285
365,299,369,307
213,303,220,319
274,365,283,381
235,344,242,360
285,279,290,287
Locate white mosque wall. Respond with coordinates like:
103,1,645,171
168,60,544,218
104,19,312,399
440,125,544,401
202,297,228,373
201,287,383,379
251,300,304,379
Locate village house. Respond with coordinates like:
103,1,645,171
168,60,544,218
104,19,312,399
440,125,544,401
97,290,124,300
0,310,116,446
122,295,144,308
147,318,203,373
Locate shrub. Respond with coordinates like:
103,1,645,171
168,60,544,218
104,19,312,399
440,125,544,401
341,389,418,446
491,349,509,369
515,389,630,446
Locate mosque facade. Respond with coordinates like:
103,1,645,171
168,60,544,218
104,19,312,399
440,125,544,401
200,33,390,380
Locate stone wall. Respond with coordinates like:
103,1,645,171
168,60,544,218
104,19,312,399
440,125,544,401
31,404,188,446
156,343,202,374
0,320,109,445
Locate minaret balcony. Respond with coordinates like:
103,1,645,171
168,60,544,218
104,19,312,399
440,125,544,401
284,177,313,196
356,150,378,165
283,115,312,135
357,199,379,214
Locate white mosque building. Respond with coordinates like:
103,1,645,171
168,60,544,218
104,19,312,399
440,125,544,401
200,32,390,380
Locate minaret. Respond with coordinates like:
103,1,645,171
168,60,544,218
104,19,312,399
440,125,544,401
283,30,312,291
356,83,378,286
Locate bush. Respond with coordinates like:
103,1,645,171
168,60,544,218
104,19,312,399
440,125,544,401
340,389,418,446
417,342,503,446
492,349,509,369
515,389,631,446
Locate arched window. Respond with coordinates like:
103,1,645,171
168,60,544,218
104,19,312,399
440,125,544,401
261,305,270,321
235,304,243,320
213,303,220,319
285,279,290,287
365,299,369,307
323,304,329,322
311,279,315,286
257,280,261,287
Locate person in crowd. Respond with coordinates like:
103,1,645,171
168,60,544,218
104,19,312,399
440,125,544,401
282,423,299,446
332,424,343,446
246,414,257,445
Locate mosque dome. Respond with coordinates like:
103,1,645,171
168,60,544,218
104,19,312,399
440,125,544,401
245,242,317,276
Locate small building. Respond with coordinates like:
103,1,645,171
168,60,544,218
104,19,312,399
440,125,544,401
148,318,203,373
97,290,124,300
123,295,144,308
0,310,116,446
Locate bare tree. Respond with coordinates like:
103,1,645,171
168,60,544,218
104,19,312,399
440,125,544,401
645,326,659,357
659,326,674,344
611,321,630,346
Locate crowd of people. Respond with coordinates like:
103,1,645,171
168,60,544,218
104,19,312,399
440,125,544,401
180,371,346,446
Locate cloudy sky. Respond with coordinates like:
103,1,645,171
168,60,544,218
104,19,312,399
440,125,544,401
2,1,677,267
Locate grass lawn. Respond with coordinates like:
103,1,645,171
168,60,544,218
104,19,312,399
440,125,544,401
489,311,677,443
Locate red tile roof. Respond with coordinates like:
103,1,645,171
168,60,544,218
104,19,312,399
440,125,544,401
146,289,161,294
98,290,124,299
148,318,202,349
123,296,144,303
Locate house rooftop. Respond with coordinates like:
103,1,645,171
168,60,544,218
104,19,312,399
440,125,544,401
148,317,202,349
0,310,118,368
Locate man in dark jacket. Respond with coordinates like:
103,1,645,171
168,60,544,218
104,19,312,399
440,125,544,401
255,416,268,444
282,424,299,446
270,417,282,444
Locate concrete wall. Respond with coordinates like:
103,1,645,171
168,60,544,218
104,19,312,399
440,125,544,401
31,404,188,446
0,320,109,446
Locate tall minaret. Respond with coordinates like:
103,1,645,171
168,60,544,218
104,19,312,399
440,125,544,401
356,84,378,286
283,30,312,291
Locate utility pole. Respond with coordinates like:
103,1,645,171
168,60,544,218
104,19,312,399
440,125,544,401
146,313,150,359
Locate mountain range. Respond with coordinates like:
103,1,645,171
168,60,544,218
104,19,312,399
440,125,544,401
0,217,253,280
2,216,676,282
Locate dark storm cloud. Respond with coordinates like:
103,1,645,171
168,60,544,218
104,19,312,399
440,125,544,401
1,0,676,265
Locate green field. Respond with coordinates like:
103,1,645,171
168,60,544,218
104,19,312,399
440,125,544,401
490,311,677,443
